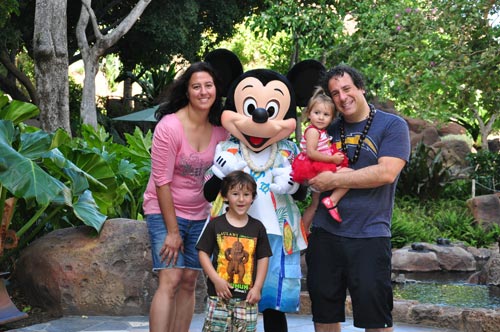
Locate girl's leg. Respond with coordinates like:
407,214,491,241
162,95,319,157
302,191,320,234
322,168,352,222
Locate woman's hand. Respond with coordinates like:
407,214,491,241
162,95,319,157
160,231,184,266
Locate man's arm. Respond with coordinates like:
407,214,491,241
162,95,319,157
308,156,406,191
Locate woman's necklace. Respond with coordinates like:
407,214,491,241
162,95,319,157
240,142,278,172
339,104,376,165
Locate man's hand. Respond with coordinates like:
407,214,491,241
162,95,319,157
308,171,336,192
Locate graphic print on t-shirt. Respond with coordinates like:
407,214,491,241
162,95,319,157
216,232,257,296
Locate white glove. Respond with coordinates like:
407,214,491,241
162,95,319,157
211,151,247,179
270,166,299,194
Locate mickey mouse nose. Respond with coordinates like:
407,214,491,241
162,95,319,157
252,108,268,123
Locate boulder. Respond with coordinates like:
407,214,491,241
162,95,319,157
13,218,210,316
431,139,471,173
410,126,441,148
471,252,500,286
437,122,467,136
392,242,476,272
392,246,441,272
14,218,156,316
466,194,500,229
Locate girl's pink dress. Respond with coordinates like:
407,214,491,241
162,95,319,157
291,125,348,184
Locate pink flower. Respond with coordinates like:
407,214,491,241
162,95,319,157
396,25,402,31
405,8,412,13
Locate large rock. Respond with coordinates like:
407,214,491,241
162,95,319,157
392,242,476,272
14,219,157,316
431,139,471,174
466,194,500,229
469,252,500,286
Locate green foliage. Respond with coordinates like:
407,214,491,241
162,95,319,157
133,64,178,107
397,142,452,200
0,0,18,29
391,197,439,248
65,125,152,221
250,0,346,68
0,92,107,267
391,197,499,248
467,150,500,195
0,92,153,270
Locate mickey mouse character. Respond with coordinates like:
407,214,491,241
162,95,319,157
204,49,324,332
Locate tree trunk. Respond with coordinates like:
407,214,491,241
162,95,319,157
474,107,498,151
123,77,134,111
76,0,152,130
33,0,71,134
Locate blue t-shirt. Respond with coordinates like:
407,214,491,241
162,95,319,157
312,109,411,238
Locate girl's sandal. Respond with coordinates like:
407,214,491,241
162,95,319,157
321,197,342,222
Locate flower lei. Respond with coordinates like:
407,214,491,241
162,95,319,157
240,142,278,172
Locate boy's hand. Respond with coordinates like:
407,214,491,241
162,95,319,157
213,276,233,300
245,287,261,304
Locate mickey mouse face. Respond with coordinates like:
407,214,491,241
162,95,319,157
222,74,296,152
204,49,325,153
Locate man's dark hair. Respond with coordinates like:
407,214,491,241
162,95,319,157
320,64,366,94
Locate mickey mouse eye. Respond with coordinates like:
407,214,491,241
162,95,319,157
266,100,279,119
243,98,258,117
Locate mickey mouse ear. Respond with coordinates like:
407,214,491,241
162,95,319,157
205,49,243,97
287,60,326,107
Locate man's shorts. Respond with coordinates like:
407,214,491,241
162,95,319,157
146,214,205,271
202,296,258,332
305,227,393,329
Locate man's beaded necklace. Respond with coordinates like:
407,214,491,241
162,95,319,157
339,104,376,165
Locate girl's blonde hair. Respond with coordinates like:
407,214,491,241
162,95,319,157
301,86,336,123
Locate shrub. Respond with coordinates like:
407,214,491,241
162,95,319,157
397,142,452,200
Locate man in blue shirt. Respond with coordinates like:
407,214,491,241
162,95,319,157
307,65,411,332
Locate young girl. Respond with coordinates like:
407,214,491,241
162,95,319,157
292,87,350,229
197,171,272,332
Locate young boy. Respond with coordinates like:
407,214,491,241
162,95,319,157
197,170,272,332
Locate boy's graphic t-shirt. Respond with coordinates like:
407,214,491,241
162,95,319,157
196,214,272,299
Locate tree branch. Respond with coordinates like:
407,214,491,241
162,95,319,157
0,49,38,104
81,0,103,40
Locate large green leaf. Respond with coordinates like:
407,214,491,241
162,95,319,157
18,128,69,159
73,190,107,232
0,98,39,125
0,139,70,205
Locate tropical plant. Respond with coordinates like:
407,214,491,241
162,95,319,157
133,63,178,107
392,197,499,249
397,142,452,200
0,92,106,266
65,124,152,220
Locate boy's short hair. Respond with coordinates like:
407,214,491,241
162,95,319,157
221,171,257,199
